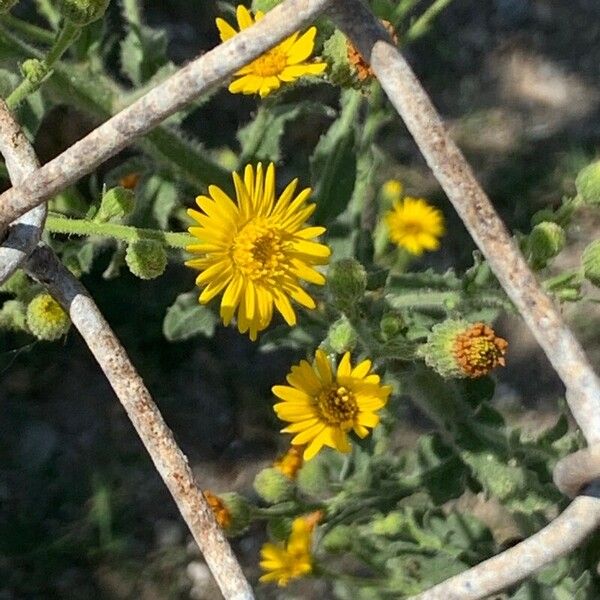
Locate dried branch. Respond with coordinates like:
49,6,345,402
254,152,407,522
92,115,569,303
0,100,46,284
24,244,254,600
0,0,333,233
328,0,600,597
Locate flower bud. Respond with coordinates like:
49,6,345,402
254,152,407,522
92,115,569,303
20,59,47,86
327,258,367,313
96,186,135,223
57,0,110,25
419,320,507,379
203,490,232,530
125,239,167,280
380,311,404,340
118,173,141,191
528,221,565,269
321,524,353,552
296,457,329,496
380,179,404,204
220,493,252,536
0,300,28,332
26,293,70,341
325,316,357,354
253,467,294,504
0,0,19,13
576,161,600,205
582,240,600,287
0,270,30,297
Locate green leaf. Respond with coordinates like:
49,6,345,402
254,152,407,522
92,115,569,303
237,102,333,164
120,23,168,86
147,175,179,229
310,90,361,224
163,292,218,341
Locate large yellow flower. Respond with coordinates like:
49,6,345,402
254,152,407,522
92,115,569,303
273,350,392,460
216,5,327,97
185,163,331,341
259,515,314,587
385,197,445,255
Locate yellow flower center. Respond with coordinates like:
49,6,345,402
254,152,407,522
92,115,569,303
453,323,508,378
316,385,358,429
399,220,425,236
250,48,287,77
232,219,289,281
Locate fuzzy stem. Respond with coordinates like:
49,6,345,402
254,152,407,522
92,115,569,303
406,0,453,42
45,214,193,249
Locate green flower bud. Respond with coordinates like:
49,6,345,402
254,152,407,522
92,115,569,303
0,0,19,14
297,457,329,496
0,270,30,297
26,293,70,341
380,311,404,340
419,320,508,379
253,467,294,504
219,493,252,536
0,300,28,332
325,316,357,353
327,258,367,313
251,0,281,11
20,59,47,86
322,30,356,89
125,239,167,280
57,0,110,25
582,240,600,287
371,512,404,536
576,161,600,205
96,186,135,223
321,524,353,552
528,221,566,269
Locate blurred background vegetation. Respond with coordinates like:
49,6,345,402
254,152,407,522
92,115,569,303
1,0,600,598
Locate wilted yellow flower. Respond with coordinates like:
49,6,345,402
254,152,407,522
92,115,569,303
273,350,392,460
385,197,445,255
259,515,315,586
203,490,232,529
216,5,326,97
274,445,305,479
186,163,330,340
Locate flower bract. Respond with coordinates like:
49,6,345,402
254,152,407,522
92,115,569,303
216,5,326,97
385,197,445,255
259,515,314,586
273,350,392,460
186,163,330,341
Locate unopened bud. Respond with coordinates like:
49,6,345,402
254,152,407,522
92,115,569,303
325,316,357,353
327,258,367,313
26,293,70,341
126,239,167,280
21,59,47,86
582,240,600,287
528,221,566,269
296,457,329,496
253,467,294,504
96,186,135,223
380,311,404,340
219,493,252,536
371,512,404,536
576,161,600,205
380,179,404,204
0,300,28,332
57,0,110,25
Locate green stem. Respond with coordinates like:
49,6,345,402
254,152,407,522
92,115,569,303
0,14,55,44
45,215,193,249
6,20,80,110
406,0,454,42
121,0,142,25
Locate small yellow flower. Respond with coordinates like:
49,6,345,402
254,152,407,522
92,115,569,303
274,444,305,479
216,5,327,98
385,197,445,255
259,515,315,587
381,179,403,202
273,350,392,460
186,163,331,341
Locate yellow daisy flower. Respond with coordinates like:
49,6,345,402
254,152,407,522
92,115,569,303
259,515,314,587
216,5,327,98
273,350,392,460
185,163,331,341
385,197,445,255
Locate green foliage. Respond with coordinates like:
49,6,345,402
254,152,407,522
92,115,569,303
162,292,218,341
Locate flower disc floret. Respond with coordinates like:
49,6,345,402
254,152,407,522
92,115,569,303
216,5,326,97
186,163,331,340
385,197,445,255
273,350,392,460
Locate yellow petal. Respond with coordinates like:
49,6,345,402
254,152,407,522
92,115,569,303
337,352,352,378
272,385,311,403
286,27,317,64
236,4,254,29
215,17,237,42
314,349,332,384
